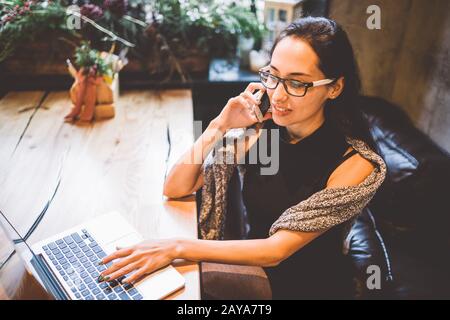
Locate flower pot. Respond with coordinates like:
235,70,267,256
67,72,119,122
123,49,210,80
0,34,79,76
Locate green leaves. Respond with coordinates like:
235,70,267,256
149,0,265,58
0,0,266,78
0,0,73,62
74,41,113,77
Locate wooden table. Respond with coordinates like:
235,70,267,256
0,90,200,300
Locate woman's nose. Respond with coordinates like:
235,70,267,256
271,81,289,102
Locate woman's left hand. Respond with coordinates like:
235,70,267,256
98,239,178,284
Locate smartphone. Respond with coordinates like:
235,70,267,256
252,90,271,122
259,91,271,116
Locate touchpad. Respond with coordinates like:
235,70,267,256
103,232,143,255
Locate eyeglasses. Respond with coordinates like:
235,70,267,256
258,69,335,97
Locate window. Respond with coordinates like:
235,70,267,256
268,8,275,22
279,9,287,22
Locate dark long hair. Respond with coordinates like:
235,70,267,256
271,16,376,150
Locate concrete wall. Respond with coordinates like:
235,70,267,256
328,0,450,152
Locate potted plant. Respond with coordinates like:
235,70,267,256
0,0,79,74
65,41,125,122
128,0,266,81
0,0,266,81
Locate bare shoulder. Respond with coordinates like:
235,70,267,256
326,150,375,188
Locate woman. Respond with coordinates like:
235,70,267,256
98,17,382,299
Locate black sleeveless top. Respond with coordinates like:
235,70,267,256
242,119,355,299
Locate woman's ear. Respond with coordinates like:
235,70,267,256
327,77,344,100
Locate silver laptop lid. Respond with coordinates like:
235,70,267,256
0,213,54,300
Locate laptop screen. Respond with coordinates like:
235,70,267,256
0,214,54,300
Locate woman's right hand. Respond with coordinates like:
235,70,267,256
214,82,272,132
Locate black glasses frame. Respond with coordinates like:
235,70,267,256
258,70,335,97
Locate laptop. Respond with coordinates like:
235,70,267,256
0,211,185,300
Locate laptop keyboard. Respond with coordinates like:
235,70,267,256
41,229,143,300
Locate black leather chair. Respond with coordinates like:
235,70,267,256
356,96,450,299
199,95,450,299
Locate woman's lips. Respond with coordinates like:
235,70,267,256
272,104,292,116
